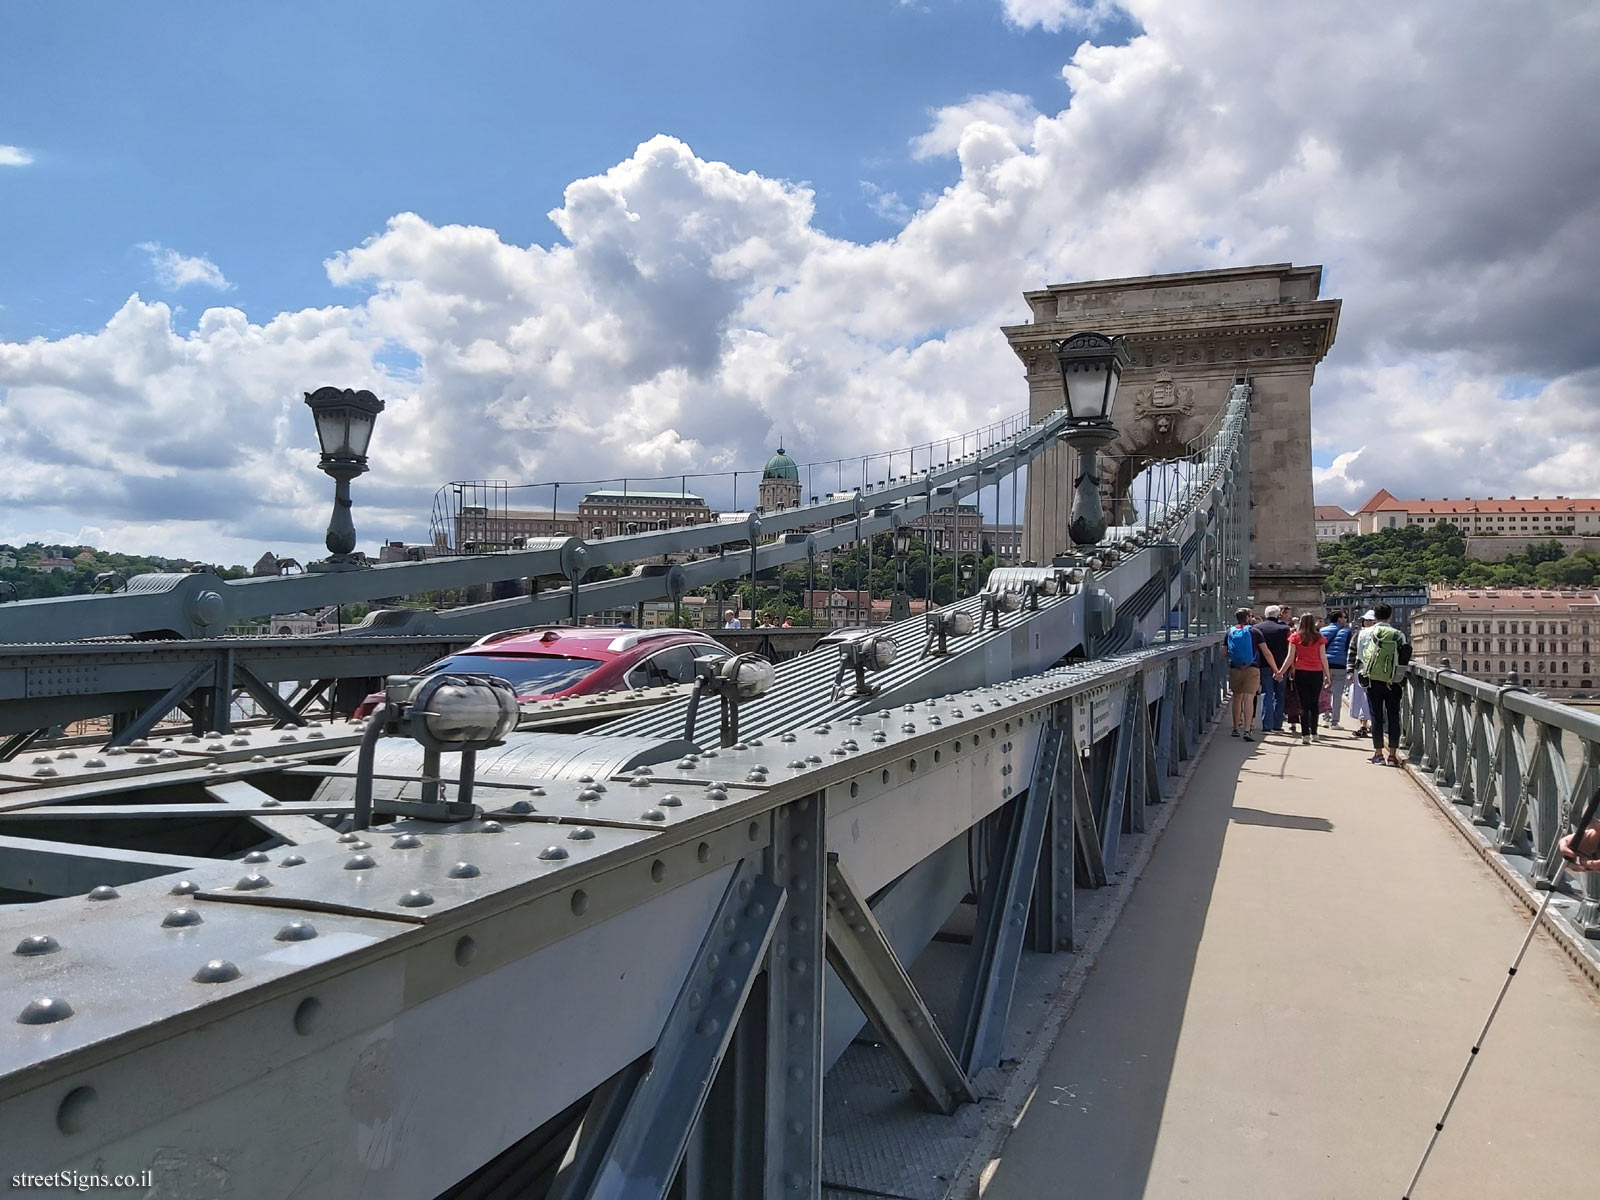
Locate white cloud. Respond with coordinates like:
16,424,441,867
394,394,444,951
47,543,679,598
861,181,912,223
1,0,1598,564
999,0,1122,32
0,145,33,167
910,92,1040,161
139,243,233,291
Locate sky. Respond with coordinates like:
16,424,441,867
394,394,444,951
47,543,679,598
2,0,1598,564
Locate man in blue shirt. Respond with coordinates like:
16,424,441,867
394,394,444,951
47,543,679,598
1320,610,1354,727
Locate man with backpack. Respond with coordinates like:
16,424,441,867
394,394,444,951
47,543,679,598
1227,608,1277,742
1357,603,1411,765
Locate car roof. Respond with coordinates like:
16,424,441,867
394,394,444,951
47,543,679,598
458,626,722,662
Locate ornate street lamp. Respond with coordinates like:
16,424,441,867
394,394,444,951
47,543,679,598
1056,332,1131,547
890,527,912,621
305,386,385,572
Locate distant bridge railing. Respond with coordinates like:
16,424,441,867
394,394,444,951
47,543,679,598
1402,664,1600,940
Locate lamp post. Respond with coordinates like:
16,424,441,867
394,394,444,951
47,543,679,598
1055,333,1131,548
890,527,911,621
960,560,974,599
304,386,385,572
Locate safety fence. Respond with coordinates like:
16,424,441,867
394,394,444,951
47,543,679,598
1402,664,1600,935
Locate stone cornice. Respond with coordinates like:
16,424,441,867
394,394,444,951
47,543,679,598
1004,298,1341,373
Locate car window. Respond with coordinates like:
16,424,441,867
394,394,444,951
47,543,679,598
625,643,725,688
422,653,601,697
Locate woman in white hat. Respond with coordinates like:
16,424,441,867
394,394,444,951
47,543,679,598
1346,610,1377,737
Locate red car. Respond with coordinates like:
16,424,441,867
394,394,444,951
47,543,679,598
352,627,734,719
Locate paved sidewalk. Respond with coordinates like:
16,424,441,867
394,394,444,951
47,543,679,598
978,722,1600,1200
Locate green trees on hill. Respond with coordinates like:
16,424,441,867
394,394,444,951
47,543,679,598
1319,523,1600,593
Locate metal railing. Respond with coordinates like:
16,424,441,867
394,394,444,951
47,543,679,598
1402,664,1600,934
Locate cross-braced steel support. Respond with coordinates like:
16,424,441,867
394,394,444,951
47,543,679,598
954,721,1061,1074
568,862,786,1200
824,855,975,1114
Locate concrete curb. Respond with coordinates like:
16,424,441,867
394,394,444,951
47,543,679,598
946,712,1223,1200
1400,762,1600,991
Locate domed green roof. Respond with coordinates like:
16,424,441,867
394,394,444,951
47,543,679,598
762,446,799,481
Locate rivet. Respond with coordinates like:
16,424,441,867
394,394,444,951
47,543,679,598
193,959,241,984
280,854,306,867
529,786,545,796
343,855,377,870
633,766,655,776
276,921,318,941
640,809,666,822
87,885,118,902
448,861,481,878
454,935,477,965
249,754,267,764
567,828,596,841
260,798,281,807
571,889,589,915
788,759,807,769
231,736,250,746
392,834,423,849
539,845,570,860
33,766,57,777
182,736,202,745
235,873,272,891
83,758,106,769
15,933,60,956
578,788,602,803
780,733,797,743
293,997,322,1036
129,739,149,748
506,799,534,814
481,821,504,834
651,859,667,882
337,832,361,844
697,842,711,862
696,1016,722,1037
397,889,434,908
31,755,51,764
702,749,718,757
658,794,682,807
577,774,595,783
242,850,270,864
629,777,652,788
19,997,74,1025
170,880,199,896
306,730,325,740
162,908,203,928
159,749,179,759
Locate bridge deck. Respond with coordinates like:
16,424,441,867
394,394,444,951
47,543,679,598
979,723,1600,1199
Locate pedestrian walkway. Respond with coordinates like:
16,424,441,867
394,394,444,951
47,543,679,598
978,722,1600,1199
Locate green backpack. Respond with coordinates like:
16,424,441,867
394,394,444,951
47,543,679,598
1361,626,1403,684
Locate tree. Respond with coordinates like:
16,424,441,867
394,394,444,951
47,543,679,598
1526,539,1566,565
1535,557,1596,587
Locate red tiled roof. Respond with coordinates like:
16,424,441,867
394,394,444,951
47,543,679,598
1421,588,1600,612
1402,498,1600,514
1314,505,1354,520
1355,488,1400,514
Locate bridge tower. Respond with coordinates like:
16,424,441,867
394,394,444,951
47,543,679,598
1003,263,1340,610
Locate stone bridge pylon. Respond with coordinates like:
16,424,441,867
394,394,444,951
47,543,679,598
1002,263,1341,610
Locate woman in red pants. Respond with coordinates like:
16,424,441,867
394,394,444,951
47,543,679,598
1285,613,1332,743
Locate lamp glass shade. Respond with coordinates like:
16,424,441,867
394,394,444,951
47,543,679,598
305,387,385,460
893,531,911,554
1056,333,1129,422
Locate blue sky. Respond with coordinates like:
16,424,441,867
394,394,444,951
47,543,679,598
1,1,1120,341
2,0,1597,563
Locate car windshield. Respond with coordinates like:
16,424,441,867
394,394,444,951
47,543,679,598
419,653,602,697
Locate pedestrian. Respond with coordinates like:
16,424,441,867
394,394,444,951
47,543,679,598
723,609,743,630
1357,602,1410,766
1320,610,1353,727
1284,612,1332,743
1226,607,1271,741
1347,610,1375,737
1254,604,1292,733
